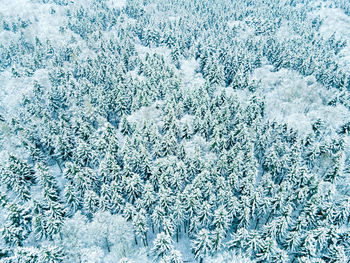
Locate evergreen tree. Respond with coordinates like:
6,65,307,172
1,203,32,246
132,209,149,246
152,232,174,260
84,190,100,214
151,205,166,233
192,229,213,263
171,197,186,242
1,155,35,201
212,205,230,232
160,249,184,263
123,173,143,203
211,227,226,254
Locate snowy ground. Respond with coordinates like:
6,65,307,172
180,58,206,91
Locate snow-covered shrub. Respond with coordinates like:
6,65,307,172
60,211,134,262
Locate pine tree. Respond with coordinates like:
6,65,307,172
299,232,317,259
212,205,230,232
53,133,73,163
96,122,119,155
183,185,200,221
98,153,122,184
169,171,184,192
123,173,143,203
132,209,149,246
158,187,174,214
109,182,124,213
39,245,65,263
162,217,175,237
99,183,112,211
120,116,133,136
33,211,47,240
143,182,156,212
74,139,98,167
326,244,348,263
246,230,263,257
35,163,58,190
1,203,32,246
192,229,213,263
1,155,35,201
170,44,181,69
171,198,186,242
324,151,344,183
256,237,278,262
151,205,166,233
44,201,65,239
152,232,174,260
84,190,100,214
211,227,226,254
160,249,184,263
123,203,136,222
4,247,40,263
159,131,178,157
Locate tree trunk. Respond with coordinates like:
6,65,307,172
176,227,179,242
105,237,111,252
265,210,274,225
278,175,284,185
254,218,260,230
144,233,148,247
57,160,63,173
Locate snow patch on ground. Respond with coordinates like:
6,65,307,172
127,103,163,128
317,7,350,38
208,251,255,263
180,58,205,90
172,236,195,262
184,134,213,162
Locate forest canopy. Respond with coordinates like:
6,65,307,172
0,0,350,262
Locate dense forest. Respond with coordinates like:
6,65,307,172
1,0,350,262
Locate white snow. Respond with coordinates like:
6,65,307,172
135,44,172,62
312,6,350,70
127,102,163,128
105,0,127,10
0,0,69,44
180,58,205,90
252,66,350,136
227,20,255,38
1,1,350,262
